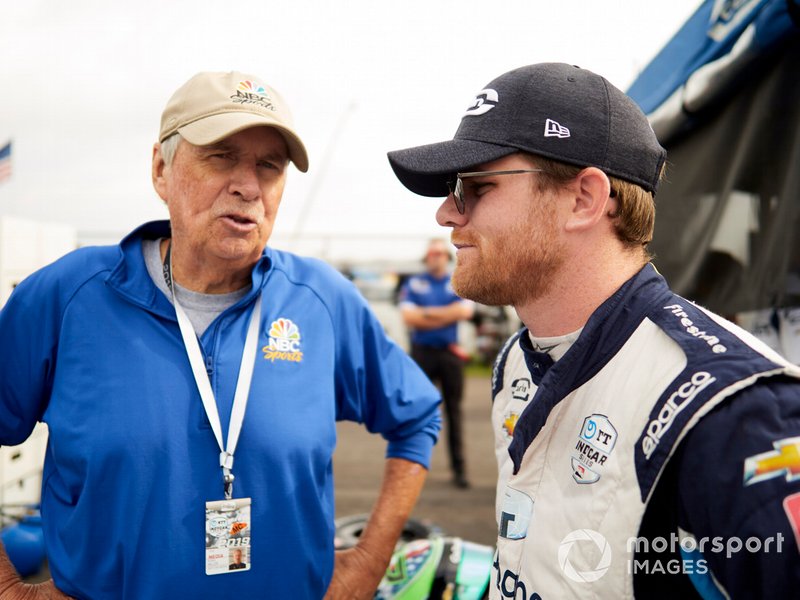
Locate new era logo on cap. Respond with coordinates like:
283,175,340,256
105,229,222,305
544,119,570,138
387,63,667,197
463,88,499,117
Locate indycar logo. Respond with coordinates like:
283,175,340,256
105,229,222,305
572,414,617,484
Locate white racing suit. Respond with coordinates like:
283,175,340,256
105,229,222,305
490,264,800,599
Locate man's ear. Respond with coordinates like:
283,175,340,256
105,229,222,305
152,143,169,203
563,167,613,233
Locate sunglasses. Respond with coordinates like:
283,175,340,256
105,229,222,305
445,169,545,214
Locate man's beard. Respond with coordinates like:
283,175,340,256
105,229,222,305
451,205,564,307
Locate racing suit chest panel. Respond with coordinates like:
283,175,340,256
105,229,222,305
491,319,685,599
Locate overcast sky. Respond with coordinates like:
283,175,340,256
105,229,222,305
0,0,701,262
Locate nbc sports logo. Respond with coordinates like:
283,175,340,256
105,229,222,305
238,80,267,96
262,318,303,363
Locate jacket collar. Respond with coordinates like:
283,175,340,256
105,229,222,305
105,220,273,317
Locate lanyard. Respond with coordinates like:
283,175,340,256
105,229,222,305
163,242,261,500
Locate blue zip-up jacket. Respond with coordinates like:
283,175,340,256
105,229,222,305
0,221,441,600
398,272,463,348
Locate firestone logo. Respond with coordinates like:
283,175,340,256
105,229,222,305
663,304,727,353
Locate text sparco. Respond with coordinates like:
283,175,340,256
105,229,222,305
642,371,716,459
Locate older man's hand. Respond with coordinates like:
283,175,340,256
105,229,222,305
0,543,74,600
323,544,388,600
0,579,75,600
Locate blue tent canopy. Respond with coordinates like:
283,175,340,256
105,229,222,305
630,1,797,111
623,0,800,315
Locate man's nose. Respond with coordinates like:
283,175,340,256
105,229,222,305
228,161,261,201
436,194,467,227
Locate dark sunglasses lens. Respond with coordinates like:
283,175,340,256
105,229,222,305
454,179,465,214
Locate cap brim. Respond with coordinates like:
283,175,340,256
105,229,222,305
178,112,309,173
387,139,517,197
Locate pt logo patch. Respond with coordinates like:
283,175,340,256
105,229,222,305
743,437,800,486
572,414,617,484
262,318,303,363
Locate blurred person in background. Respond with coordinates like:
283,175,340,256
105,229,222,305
399,239,475,488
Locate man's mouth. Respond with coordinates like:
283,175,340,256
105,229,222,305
221,213,258,230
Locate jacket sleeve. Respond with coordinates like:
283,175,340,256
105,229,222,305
676,376,800,599
0,270,63,445
332,283,441,469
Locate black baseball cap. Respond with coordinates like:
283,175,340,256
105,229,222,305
387,63,667,197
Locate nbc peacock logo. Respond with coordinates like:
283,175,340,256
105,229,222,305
262,318,303,363
230,80,275,110
237,80,267,96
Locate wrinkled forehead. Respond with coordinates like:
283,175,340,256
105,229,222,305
198,126,289,157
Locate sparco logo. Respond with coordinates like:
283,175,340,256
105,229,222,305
642,371,716,459
663,304,727,353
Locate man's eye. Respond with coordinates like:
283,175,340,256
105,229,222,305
469,182,493,197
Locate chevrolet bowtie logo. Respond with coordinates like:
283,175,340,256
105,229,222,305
744,437,800,486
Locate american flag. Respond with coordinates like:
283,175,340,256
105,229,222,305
0,141,11,183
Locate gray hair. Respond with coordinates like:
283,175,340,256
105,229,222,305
159,133,183,167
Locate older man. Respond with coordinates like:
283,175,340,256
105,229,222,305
388,63,800,598
0,71,440,599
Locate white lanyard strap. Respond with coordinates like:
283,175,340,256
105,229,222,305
164,243,261,499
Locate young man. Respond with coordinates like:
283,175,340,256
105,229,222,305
0,71,441,600
388,63,800,598
399,239,474,488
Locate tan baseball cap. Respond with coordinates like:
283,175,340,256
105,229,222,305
159,71,309,172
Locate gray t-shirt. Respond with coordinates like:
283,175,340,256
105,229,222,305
142,238,250,336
